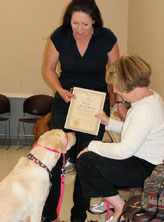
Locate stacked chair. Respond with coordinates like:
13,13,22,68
17,94,53,149
0,94,10,149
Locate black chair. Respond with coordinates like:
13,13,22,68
0,94,10,149
17,94,53,149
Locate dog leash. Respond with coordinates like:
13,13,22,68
56,134,69,222
33,134,69,222
106,200,111,220
56,153,66,222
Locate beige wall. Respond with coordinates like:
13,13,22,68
128,0,164,98
1,1,164,98
0,0,128,96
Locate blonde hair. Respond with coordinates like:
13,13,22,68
107,55,151,92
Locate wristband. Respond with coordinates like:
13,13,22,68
116,100,125,104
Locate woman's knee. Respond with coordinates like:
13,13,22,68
77,152,96,175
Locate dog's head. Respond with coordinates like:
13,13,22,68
37,129,76,153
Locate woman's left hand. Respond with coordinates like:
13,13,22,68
77,147,89,158
95,111,109,126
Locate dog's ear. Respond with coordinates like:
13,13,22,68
60,143,67,153
49,130,69,153
53,131,76,153
65,132,76,151
38,130,65,153
57,133,67,154
37,129,76,154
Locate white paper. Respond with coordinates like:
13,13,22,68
64,87,106,135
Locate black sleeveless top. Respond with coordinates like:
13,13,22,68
50,26,117,89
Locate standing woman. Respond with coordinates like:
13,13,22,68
42,0,119,221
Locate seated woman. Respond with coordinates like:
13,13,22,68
77,55,164,222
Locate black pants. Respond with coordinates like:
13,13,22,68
42,91,110,220
72,152,155,221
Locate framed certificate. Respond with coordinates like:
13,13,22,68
64,87,106,135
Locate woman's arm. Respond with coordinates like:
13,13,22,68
88,106,153,160
116,94,128,121
107,42,119,65
45,40,74,103
45,40,61,92
95,111,123,133
107,44,128,121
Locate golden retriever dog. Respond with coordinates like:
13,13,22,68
0,129,76,222
33,112,51,142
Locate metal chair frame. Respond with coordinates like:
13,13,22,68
0,116,10,149
16,114,39,150
0,94,10,149
17,94,53,150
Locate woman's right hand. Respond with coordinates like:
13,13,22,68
58,88,75,103
95,111,109,126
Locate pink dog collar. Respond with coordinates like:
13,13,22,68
33,143,60,153
33,133,69,153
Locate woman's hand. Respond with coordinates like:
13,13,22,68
58,88,76,103
77,147,89,158
95,111,109,126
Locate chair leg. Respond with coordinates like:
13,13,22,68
8,119,10,147
22,122,28,143
5,119,10,150
17,121,34,150
16,121,24,150
17,122,27,150
4,120,7,148
0,120,10,149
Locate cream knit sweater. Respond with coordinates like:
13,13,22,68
88,91,164,165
